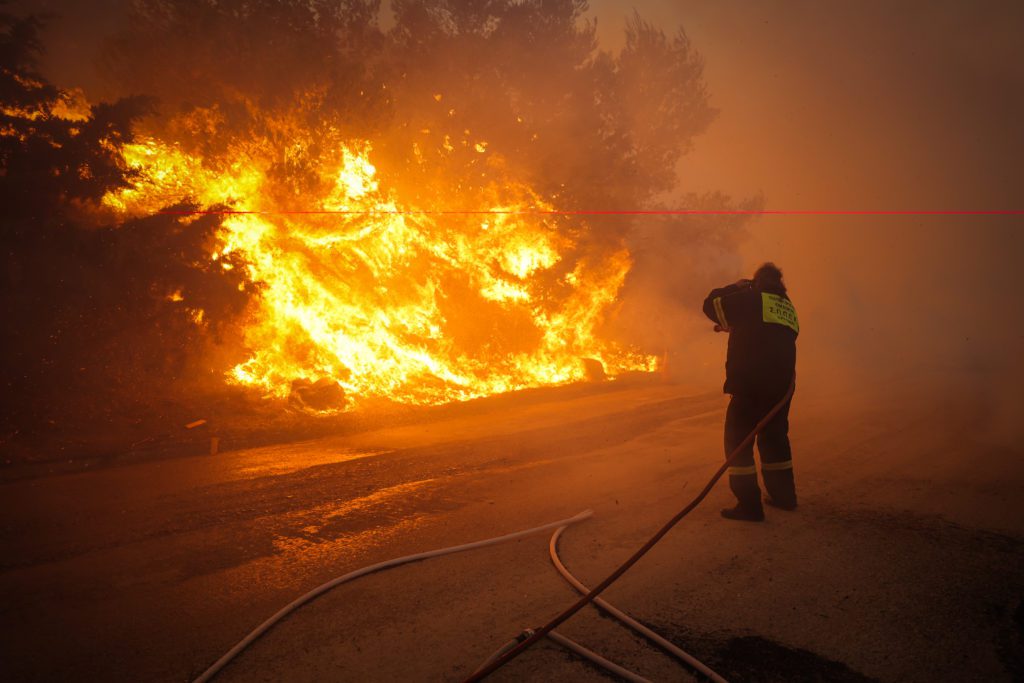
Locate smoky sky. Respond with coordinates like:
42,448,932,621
593,1,1023,444
23,0,1024,208
590,0,1024,210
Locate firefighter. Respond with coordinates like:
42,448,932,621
702,262,798,521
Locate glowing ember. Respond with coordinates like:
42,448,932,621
103,115,655,409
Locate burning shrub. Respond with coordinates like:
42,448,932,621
91,1,721,408
2,1,734,459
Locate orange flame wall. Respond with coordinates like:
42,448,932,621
105,129,654,409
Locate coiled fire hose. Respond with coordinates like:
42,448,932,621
465,377,796,682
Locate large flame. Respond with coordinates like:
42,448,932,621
103,109,655,409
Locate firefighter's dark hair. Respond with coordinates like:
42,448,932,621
753,262,786,293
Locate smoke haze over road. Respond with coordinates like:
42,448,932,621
7,0,1023,451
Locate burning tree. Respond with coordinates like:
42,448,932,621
2,1,722,458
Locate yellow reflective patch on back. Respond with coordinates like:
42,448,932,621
762,293,799,333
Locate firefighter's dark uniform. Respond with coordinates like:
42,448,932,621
702,281,798,513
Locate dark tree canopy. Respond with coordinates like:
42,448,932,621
1,1,741,462
99,0,716,212
1,13,250,444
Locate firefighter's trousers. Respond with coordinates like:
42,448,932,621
724,389,796,511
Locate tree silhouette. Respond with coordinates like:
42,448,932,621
1,13,250,446
2,1,736,457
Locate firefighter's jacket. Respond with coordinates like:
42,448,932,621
702,281,798,396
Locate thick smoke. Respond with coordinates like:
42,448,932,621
2,1,741,462
600,1,1024,443
11,0,1018,464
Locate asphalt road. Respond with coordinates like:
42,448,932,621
2,378,1022,681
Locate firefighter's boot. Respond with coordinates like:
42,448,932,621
720,504,765,522
764,496,797,511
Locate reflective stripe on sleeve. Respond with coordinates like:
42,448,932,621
727,464,757,476
712,296,730,330
761,460,793,471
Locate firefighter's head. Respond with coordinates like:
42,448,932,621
753,262,786,293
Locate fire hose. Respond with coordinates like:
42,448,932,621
547,525,729,683
467,519,732,682
194,377,793,682
193,509,595,683
465,376,795,681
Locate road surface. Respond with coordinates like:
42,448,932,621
2,377,1022,681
